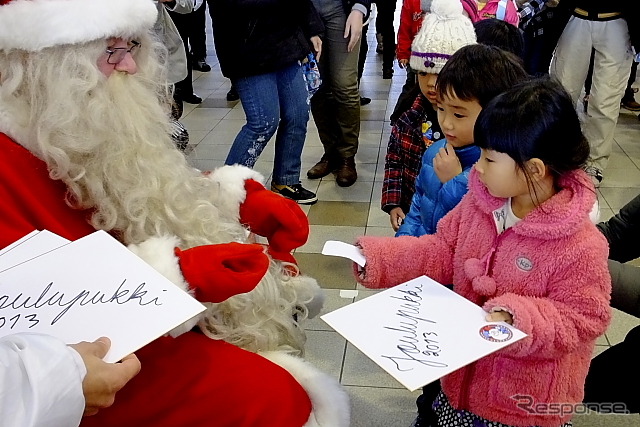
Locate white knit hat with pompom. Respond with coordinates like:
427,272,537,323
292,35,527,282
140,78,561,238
409,0,476,74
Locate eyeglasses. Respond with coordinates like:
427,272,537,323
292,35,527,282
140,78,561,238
105,40,141,65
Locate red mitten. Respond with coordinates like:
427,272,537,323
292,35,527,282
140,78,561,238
265,246,298,266
239,179,309,253
175,243,269,303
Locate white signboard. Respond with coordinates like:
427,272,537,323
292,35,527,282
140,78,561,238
0,231,206,362
321,275,527,391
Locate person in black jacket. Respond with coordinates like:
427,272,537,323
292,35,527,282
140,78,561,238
582,193,640,413
209,0,324,205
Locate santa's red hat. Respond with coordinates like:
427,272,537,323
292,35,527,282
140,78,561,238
0,0,158,52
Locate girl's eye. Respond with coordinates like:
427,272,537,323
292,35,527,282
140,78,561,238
485,158,494,163
437,106,444,111
454,113,466,119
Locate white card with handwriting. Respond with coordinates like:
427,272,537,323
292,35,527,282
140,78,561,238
321,275,527,391
0,230,206,363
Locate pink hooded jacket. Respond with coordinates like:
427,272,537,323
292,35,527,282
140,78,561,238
355,169,611,427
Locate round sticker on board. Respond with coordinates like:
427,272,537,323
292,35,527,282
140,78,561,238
479,324,513,342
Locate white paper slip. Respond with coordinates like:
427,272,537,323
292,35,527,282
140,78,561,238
0,230,71,272
0,230,206,363
0,230,41,257
321,275,527,391
322,240,366,267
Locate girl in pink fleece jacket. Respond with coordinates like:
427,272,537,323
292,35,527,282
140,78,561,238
355,78,611,427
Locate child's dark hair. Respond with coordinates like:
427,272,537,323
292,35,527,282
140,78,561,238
474,77,590,189
473,18,524,60
436,44,529,107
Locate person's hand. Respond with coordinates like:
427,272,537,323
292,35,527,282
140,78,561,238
398,59,409,69
69,337,141,417
433,142,462,184
486,310,514,325
389,207,406,231
344,10,364,52
310,35,322,62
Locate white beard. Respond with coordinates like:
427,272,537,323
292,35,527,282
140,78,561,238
21,70,246,247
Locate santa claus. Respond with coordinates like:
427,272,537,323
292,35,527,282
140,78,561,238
0,0,349,426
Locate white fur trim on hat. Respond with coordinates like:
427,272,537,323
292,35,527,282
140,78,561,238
0,0,158,52
259,351,351,427
409,0,476,74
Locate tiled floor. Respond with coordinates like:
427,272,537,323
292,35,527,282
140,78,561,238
184,11,640,427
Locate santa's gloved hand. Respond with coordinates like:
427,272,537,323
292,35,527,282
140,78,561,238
175,243,269,303
266,247,298,266
239,179,309,254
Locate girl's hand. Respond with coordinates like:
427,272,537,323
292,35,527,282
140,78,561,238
486,310,514,325
310,36,322,62
389,207,406,231
398,59,409,69
433,142,462,183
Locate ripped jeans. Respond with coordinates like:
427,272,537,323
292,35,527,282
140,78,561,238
225,62,310,186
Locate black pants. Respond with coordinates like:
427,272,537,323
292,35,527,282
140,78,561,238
375,0,397,72
521,6,571,76
168,5,208,100
411,380,441,426
583,325,640,414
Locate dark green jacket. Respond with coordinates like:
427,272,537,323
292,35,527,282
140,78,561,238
597,194,640,317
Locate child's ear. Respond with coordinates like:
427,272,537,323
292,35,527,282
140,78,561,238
525,158,548,182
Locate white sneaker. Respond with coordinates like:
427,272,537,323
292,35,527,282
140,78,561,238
584,165,603,188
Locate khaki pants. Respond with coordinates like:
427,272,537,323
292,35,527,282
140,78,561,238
310,0,361,159
551,16,633,172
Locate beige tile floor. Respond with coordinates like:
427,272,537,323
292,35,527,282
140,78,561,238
184,11,640,427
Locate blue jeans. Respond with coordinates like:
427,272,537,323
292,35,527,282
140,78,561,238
225,62,309,185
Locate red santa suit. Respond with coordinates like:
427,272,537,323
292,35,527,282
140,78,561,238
0,1,349,425
0,133,325,426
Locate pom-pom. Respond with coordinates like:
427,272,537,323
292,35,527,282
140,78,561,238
431,0,463,18
464,257,485,279
471,275,497,296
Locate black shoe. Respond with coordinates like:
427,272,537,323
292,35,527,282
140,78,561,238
192,59,211,72
360,96,371,106
183,93,202,104
226,86,239,102
584,165,603,188
271,183,318,205
382,68,394,79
